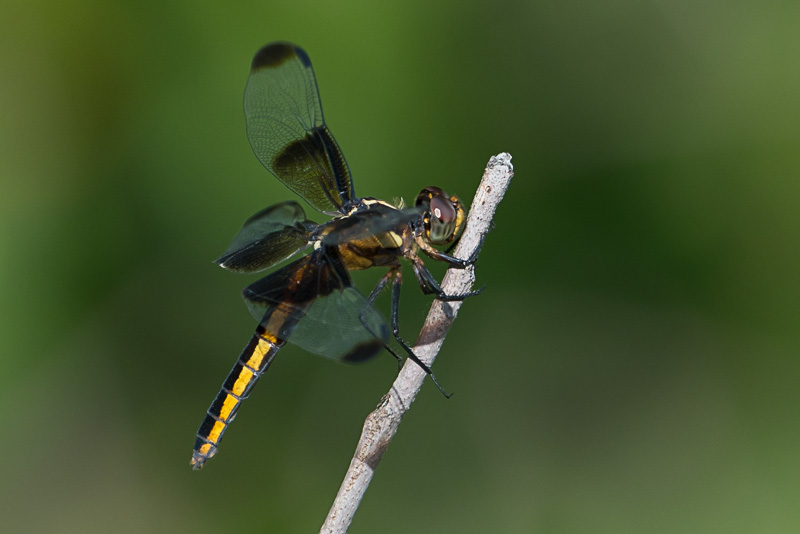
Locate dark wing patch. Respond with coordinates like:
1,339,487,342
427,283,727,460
242,252,388,362
215,201,314,273
244,42,353,215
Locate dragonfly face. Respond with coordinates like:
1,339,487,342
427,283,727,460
416,186,466,245
191,42,472,470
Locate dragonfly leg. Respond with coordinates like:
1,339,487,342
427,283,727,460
417,229,488,268
411,255,484,301
390,268,452,398
366,268,393,304
363,270,403,370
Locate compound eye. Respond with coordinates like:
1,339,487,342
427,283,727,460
428,194,456,244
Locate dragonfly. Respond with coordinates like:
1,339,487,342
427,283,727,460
191,42,480,469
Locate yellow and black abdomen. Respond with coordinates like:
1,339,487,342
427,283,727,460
191,325,284,470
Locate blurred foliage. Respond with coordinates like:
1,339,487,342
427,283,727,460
2,0,799,532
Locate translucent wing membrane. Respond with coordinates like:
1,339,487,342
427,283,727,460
291,286,389,362
215,201,314,273
244,43,353,215
242,252,389,362
321,203,424,245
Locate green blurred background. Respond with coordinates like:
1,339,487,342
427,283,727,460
2,0,799,532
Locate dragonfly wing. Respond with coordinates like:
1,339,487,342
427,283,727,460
321,204,424,245
244,43,353,215
242,252,388,362
216,201,314,273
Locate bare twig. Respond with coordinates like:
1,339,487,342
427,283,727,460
319,153,514,533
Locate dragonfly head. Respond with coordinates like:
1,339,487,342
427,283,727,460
415,186,466,245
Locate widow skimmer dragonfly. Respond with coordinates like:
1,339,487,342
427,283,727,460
191,42,480,469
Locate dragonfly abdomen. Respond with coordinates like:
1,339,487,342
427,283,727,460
191,326,284,470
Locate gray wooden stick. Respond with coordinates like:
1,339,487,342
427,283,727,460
320,153,514,533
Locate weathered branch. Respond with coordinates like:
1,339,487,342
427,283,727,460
319,153,514,533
